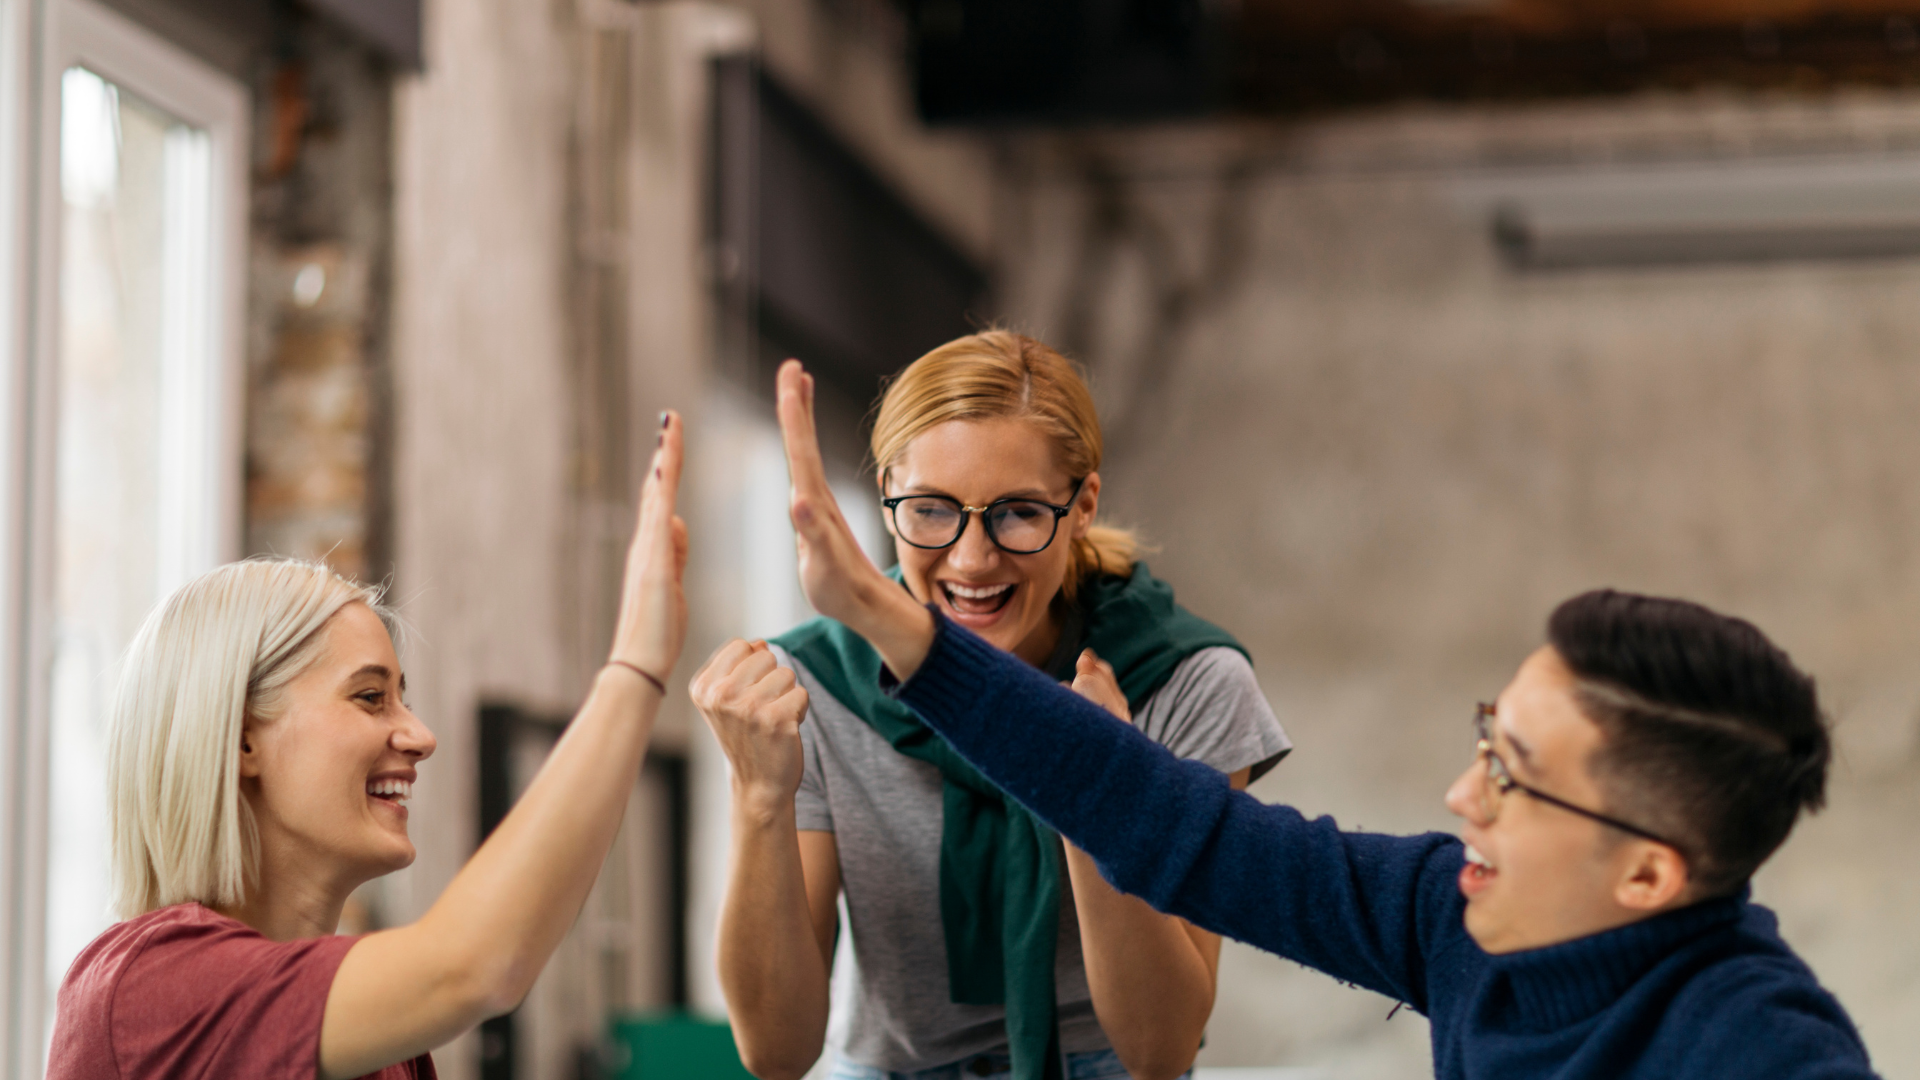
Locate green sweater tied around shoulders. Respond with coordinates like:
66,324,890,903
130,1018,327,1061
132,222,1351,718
773,563,1246,1080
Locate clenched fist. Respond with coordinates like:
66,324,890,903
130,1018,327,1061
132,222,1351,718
690,640,812,814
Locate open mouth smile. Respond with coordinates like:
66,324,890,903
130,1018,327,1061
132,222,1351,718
368,777,413,813
1459,842,1498,897
941,581,1017,616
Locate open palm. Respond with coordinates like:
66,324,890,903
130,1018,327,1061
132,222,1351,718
775,359,933,675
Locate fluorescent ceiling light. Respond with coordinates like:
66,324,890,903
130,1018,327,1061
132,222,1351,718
1451,154,1920,269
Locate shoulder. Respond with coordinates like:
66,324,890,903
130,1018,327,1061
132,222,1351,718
1662,932,1873,1076
111,903,355,1000
56,905,362,1079
110,901,272,959
1164,646,1259,691
1141,647,1265,716
1678,948,1852,1020
1137,647,1292,779
54,907,177,1029
52,904,330,1077
60,904,234,1001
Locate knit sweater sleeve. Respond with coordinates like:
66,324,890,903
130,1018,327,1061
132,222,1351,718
895,615,1471,1011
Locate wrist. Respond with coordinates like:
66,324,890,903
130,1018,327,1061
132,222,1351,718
860,588,935,681
731,782,797,828
605,658,667,695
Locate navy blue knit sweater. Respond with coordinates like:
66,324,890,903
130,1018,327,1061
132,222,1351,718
892,615,1878,1080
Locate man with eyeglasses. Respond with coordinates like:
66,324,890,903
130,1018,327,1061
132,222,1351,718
772,360,1878,1079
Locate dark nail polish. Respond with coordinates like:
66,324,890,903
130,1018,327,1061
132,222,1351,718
659,411,670,429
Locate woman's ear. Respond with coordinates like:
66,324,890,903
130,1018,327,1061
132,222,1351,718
238,723,263,779
876,469,899,538
1071,472,1101,539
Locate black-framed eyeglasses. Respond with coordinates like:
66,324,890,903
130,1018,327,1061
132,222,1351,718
881,475,1087,555
1472,702,1682,850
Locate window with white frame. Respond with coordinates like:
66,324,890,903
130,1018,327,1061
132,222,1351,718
0,2,245,1075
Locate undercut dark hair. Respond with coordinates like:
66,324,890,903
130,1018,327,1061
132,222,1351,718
1547,589,1830,897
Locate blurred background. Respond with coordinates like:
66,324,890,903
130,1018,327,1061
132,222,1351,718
6,1,1920,1078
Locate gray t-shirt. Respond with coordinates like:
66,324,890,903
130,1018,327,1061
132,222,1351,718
772,643,1292,1072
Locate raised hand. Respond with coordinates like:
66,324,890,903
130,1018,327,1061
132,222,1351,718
608,411,690,685
690,640,811,812
1072,649,1131,724
776,359,935,678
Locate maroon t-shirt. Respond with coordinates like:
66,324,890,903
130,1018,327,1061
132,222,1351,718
48,903,436,1080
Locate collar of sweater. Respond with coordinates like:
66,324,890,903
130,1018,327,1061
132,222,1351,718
1485,889,1749,1031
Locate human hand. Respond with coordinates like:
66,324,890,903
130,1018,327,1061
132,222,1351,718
608,412,690,685
1072,649,1131,724
777,359,934,676
690,639,811,812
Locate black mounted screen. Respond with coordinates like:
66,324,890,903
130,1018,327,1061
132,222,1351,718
905,0,1221,125
711,55,990,410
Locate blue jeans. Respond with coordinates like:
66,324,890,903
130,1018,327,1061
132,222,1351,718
827,1048,1190,1080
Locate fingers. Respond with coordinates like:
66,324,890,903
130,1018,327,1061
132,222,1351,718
776,360,830,498
1075,649,1117,682
689,639,800,716
777,360,868,562
693,639,759,695
637,411,685,545
772,684,810,724
1072,649,1130,723
608,411,688,676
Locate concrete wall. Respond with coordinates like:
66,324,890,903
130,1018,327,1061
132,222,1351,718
389,0,578,1075
994,95,1920,1077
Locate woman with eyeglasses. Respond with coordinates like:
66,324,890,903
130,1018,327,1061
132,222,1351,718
690,332,1291,1080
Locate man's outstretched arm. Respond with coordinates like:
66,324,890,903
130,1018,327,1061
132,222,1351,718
895,613,1470,1010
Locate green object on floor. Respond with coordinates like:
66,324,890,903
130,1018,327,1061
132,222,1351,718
608,1012,758,1080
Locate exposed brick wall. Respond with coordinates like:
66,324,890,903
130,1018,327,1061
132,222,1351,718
243,13,393,585
247,243,374,577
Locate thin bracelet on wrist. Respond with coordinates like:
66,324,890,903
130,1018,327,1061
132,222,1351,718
606,658,667,696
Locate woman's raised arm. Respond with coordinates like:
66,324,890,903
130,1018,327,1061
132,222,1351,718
316,414,690,1079
777,359,936,678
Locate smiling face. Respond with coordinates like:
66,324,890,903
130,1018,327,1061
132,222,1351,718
884,417,1099,667
1444,646,1691,954
240,601,435,893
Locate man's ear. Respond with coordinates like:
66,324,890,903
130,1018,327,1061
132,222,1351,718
1614,841,1691,912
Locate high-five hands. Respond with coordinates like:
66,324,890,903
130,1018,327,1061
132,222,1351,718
609,412,690,685
776,359,936,679
1071,650,1132,724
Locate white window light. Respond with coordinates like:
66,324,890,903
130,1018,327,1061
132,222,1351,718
0,3,247,1076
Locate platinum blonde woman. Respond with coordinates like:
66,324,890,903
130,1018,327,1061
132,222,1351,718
48,417,688,1079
